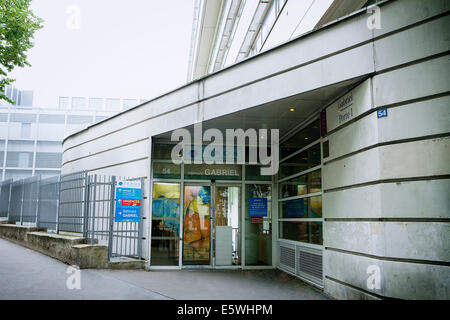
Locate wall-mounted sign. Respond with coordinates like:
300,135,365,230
377,108,388,118
115,180,141,222
249,197,268,217
326,79,373,132
184,164,242,180
251,217,263,224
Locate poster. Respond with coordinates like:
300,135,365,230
249,197,267,217
115,180,141,222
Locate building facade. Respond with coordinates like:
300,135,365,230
0,87,146,180
61,0,449,299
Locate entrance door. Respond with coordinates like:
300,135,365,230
182,184,241,267
214,185,241,266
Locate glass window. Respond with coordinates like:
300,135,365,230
72,97,87,109
280,119,320,159
245,184,272,266
59,97,69,109
105,98,121,111
151,183,181,266
153,162,181,179
245,165,272,181
279,221,323,245
20,123,31,138
153,143,178,161
279,196,322,218
279,143,321,179
89,98,103,110
279,170,321,199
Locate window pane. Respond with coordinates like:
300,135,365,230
280,198,307,218
153,162,181,179
279,196,322,218
280,119,320,159
72,97,87,109
279,170,321,199
279,221,323,245
245,165,271,181
153,144,177,160
245,184,272,266
151,183,181,266
279,143,321,179
89,98,103,110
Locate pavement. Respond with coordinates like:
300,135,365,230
0,237,329,300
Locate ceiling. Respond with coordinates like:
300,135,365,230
155,76,366,142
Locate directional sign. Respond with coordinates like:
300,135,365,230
115,180,141,222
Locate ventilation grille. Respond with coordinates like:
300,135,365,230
279,245,296,272
298,248,323,280
278,241,323,288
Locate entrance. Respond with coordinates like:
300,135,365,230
182,183,241,267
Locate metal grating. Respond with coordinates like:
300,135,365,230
297,247,323,281
278,241,323,288
279,243,296,273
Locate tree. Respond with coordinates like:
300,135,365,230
0,0,43,103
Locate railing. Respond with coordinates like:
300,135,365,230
0,172,143,260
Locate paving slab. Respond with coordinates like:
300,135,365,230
0,238,329,300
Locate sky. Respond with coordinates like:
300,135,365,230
9,0,195,107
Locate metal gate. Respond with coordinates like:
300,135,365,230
58,171,89,234
0,171,144,261
108,177,143,260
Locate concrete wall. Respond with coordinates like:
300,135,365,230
322,0,450,299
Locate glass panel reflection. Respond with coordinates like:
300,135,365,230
151,183,180,266
279,221,323,245
183,186,211,265
279,170,321,199
245,184,272,266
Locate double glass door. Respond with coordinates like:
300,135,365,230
183,184,241,267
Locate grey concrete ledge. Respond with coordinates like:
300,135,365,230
0,224,144,270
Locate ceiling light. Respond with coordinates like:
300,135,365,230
289,108,295,112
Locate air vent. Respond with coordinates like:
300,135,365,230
278,241,323,288
297,248,323,280
279,244,296,273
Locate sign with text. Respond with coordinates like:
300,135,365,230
326,79,373,132
249,197,268,217
115,180,141,223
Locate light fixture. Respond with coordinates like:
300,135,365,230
289,108,295,112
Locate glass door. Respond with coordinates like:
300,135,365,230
214,185,241,266
183,185,211,265
245,183,272,266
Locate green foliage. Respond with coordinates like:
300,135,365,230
0,0,43,103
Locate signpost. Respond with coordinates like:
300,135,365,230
115,180,141,223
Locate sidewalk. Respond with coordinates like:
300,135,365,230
0,238,328,300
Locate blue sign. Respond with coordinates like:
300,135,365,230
249,197,268,217
115,180,141,222
377,108,388,118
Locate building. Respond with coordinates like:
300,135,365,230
61,0,449,300
0,86,146,180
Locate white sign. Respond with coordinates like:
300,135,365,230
326,79,373,132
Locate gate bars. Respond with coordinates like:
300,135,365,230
0,171,143,260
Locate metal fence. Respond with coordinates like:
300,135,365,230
0,179,12,218
0,172,143,260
